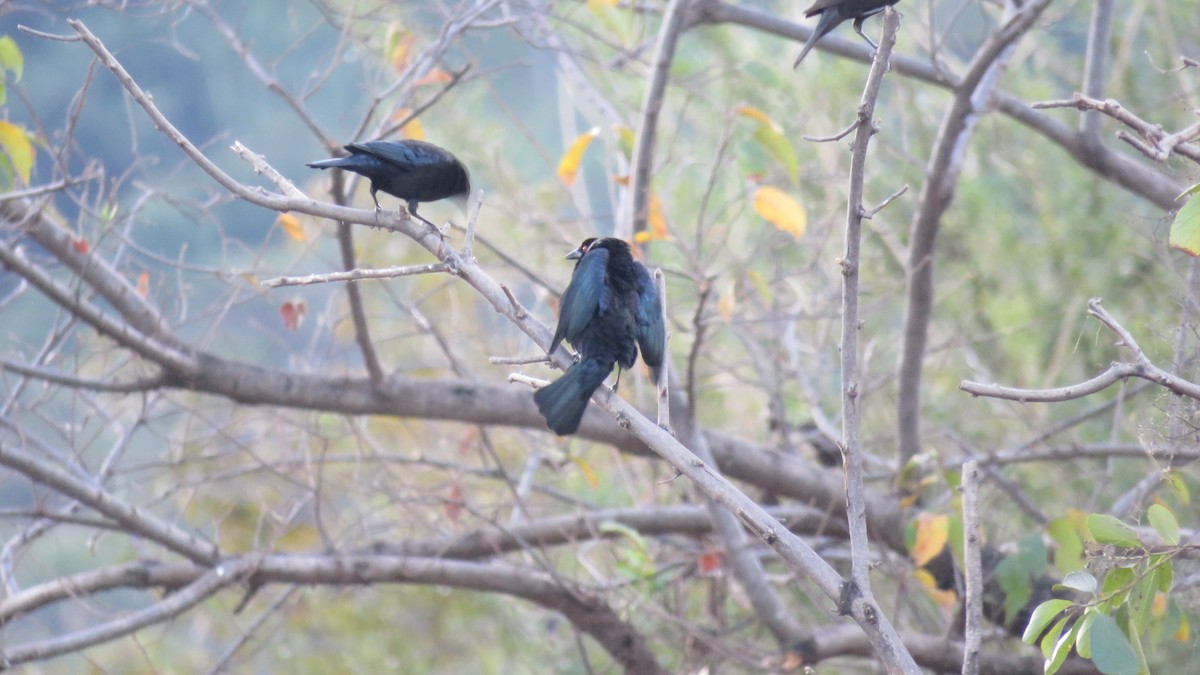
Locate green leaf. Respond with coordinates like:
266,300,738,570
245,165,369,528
1058,570,1098,594
1040,614,1070,660
1146,504,1180,545
1023,598,1072,644
1170,194,1200,256
1090,613,1138,675
0,35,22,81
1075,610,1098,658
752,124,800,185
1152,556,1173,593
999,534,1046,625
1164,471,1190,505
1087,514,1140,547
1048,516,1085,573
1047,617,1081,675
1101,567,1135,609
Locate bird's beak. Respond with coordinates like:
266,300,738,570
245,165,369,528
565,247,584,260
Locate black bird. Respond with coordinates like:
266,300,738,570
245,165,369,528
307,139,470,228
792,0,900,67
534,238,666,436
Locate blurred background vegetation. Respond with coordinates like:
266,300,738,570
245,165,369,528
1,0,1198,671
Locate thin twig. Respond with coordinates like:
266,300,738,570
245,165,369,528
462,189,485,260
260,262,451,289
960,461,983,675
653,268,671,431
489,354,551,366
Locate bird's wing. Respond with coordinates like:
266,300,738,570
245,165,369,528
350,140,443,171
803,0,844,16
554,247,610,349
634,263,665,378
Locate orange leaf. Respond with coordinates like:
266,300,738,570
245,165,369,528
736,105,780,131
1176,613,1191,642
280,298,307,330
72,236,90,254
753,186,806,239
414,67,452,86
698,549,722,576
910,512,949,566
445,483,464,522
276,213,304,242
557,127,600,187
402,117,425,141
135,272,149,299
385,25,415,72
647,191,668,240
914,569,958,608
571,456,599,489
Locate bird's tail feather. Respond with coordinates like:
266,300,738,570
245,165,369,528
306,156,357,169
533,358,611,436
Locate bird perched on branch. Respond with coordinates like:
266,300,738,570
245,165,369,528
307,139,470,228
534,238,665,436
793,0,900,67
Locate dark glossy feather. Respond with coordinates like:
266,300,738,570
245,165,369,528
307,139,470,217
793,0,899,67
550,246,609,355
634,264,665,384
534,238,667,435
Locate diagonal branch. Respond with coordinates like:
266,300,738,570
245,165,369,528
0,438,219,565
896,0,1054,466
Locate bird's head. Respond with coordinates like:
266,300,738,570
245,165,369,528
566,237,598,260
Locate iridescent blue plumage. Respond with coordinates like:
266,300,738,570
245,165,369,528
534,238,666,436
307,139,470,227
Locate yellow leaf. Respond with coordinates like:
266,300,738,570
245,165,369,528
1176,613,1190,642
913,569,958,608
385,25,415,72
277,212,305,242
1152,591,1167,618
753,186,806,239
717,280,736,323
736,106,780,131
614,125,636,157
634,230,651,244
587,0,619,11
646,191,668,241
571,456,599,489
0,120,34,184
414,67,452,86
910,512,949,566
391,109,425,140
557,127,600,187
240,273,262,290
0,36,23,81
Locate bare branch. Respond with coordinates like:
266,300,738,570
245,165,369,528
831,8,918,672
961,460,983,675
1033,94,1200,163
627,0,693,240
260,262,452,289
896,0,1054,466
961,299,1200,402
